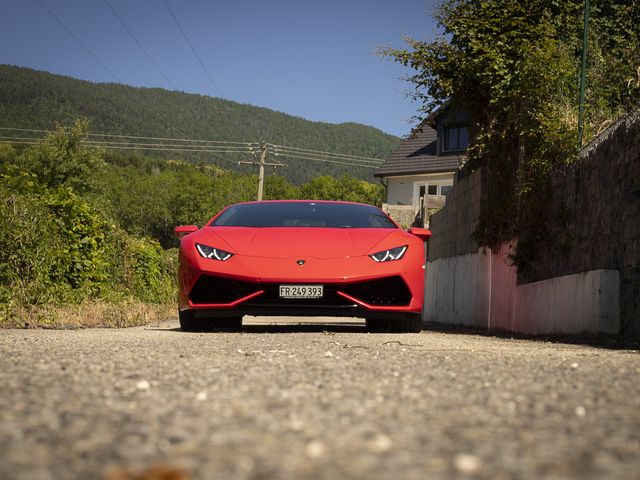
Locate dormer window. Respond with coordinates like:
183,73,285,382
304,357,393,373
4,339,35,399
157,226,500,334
443,124,469,152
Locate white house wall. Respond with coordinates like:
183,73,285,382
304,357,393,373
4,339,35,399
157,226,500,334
387,177,415,205
387,173,454,205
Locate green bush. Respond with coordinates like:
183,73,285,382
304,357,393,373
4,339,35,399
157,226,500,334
119,237,176,304
0,184,64,308
0,178,176,310
0,127,177,325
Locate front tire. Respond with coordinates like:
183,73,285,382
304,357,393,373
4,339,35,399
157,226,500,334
178,310,242,332
366,316,422,333
178,308,199,332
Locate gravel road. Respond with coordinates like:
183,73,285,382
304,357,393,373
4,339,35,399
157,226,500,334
1,317,639,480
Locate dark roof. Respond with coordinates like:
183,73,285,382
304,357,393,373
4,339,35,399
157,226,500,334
423,100,451,127
374,124,461,177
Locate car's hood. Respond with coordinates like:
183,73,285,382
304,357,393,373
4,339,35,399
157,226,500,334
200,227,402,259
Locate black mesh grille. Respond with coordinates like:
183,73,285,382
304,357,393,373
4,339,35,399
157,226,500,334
340,276,412,306
190,275,413,307
190,276,259,304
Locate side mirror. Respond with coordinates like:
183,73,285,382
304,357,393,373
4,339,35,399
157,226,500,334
174,225,198,239
408,227,432,241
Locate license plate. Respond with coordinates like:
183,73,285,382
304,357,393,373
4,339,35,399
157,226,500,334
279,285,323,299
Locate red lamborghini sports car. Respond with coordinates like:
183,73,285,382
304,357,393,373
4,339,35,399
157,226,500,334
174,200,431,332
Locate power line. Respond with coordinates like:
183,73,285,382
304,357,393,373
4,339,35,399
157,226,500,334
272,151,380,169
103,0,176,90
0,137,255,152
1,137,375,169
88,144,253,153
271,147,384,164
36,0,121,83
87,146,253,159
0,127,384,168
58,138,255,151
162,0,223,98
272,149,383,166
0,136,254,154
0,138,255,160
269,145,384,166
271,148,383,166
0,127,254,145
0,128,384,163
269,143,385,163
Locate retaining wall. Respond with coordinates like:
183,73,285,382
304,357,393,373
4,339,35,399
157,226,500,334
424,109,638,337
424,244,620,335
528,109,640,336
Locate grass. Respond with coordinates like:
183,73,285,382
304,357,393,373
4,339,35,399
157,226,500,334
0,300,174,329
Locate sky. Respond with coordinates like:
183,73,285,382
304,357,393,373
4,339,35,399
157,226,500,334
0,0,440,137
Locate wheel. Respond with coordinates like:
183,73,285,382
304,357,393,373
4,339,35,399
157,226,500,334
366,316,422,333
178,308,199,332
179,310,242,332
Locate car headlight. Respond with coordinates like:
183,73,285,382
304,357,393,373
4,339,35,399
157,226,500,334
195,243,234,261
369,245,407,262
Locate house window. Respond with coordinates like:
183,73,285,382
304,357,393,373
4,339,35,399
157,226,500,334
426,184,453,196
443,125,469,151
414,181,454,205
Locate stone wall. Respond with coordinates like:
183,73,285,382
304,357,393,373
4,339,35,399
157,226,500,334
427,167,486,260
425,107,639,338
381,204,418,229
529,108,640,337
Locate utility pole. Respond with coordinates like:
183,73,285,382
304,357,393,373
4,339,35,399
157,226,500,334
238,142,285,201
257,142,267,201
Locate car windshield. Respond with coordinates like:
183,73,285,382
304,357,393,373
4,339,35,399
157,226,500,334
210,202,397,229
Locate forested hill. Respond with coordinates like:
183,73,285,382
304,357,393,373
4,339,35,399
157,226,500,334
0,65,399,183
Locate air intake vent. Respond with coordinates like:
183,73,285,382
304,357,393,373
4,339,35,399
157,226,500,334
190,276,259,304
340,276,412,306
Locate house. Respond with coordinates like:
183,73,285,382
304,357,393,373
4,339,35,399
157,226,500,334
375,105,469,227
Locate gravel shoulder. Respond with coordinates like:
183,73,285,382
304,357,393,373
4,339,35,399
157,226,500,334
1,317,639,480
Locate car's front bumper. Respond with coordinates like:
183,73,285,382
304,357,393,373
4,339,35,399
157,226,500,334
178,251,425,319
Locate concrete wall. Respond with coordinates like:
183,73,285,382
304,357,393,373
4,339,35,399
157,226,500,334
526,108,640,337
487,242,518,332
424,243,620,335
424,108,638,338
513,270,620,335
424,250,491,327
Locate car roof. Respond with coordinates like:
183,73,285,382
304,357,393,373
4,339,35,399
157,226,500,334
207,200,398,229
229,200,375,208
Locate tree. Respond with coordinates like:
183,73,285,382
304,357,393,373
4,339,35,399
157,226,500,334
383,0,640,252
18,119,105,193
299,175,384,205
264,175,300,200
